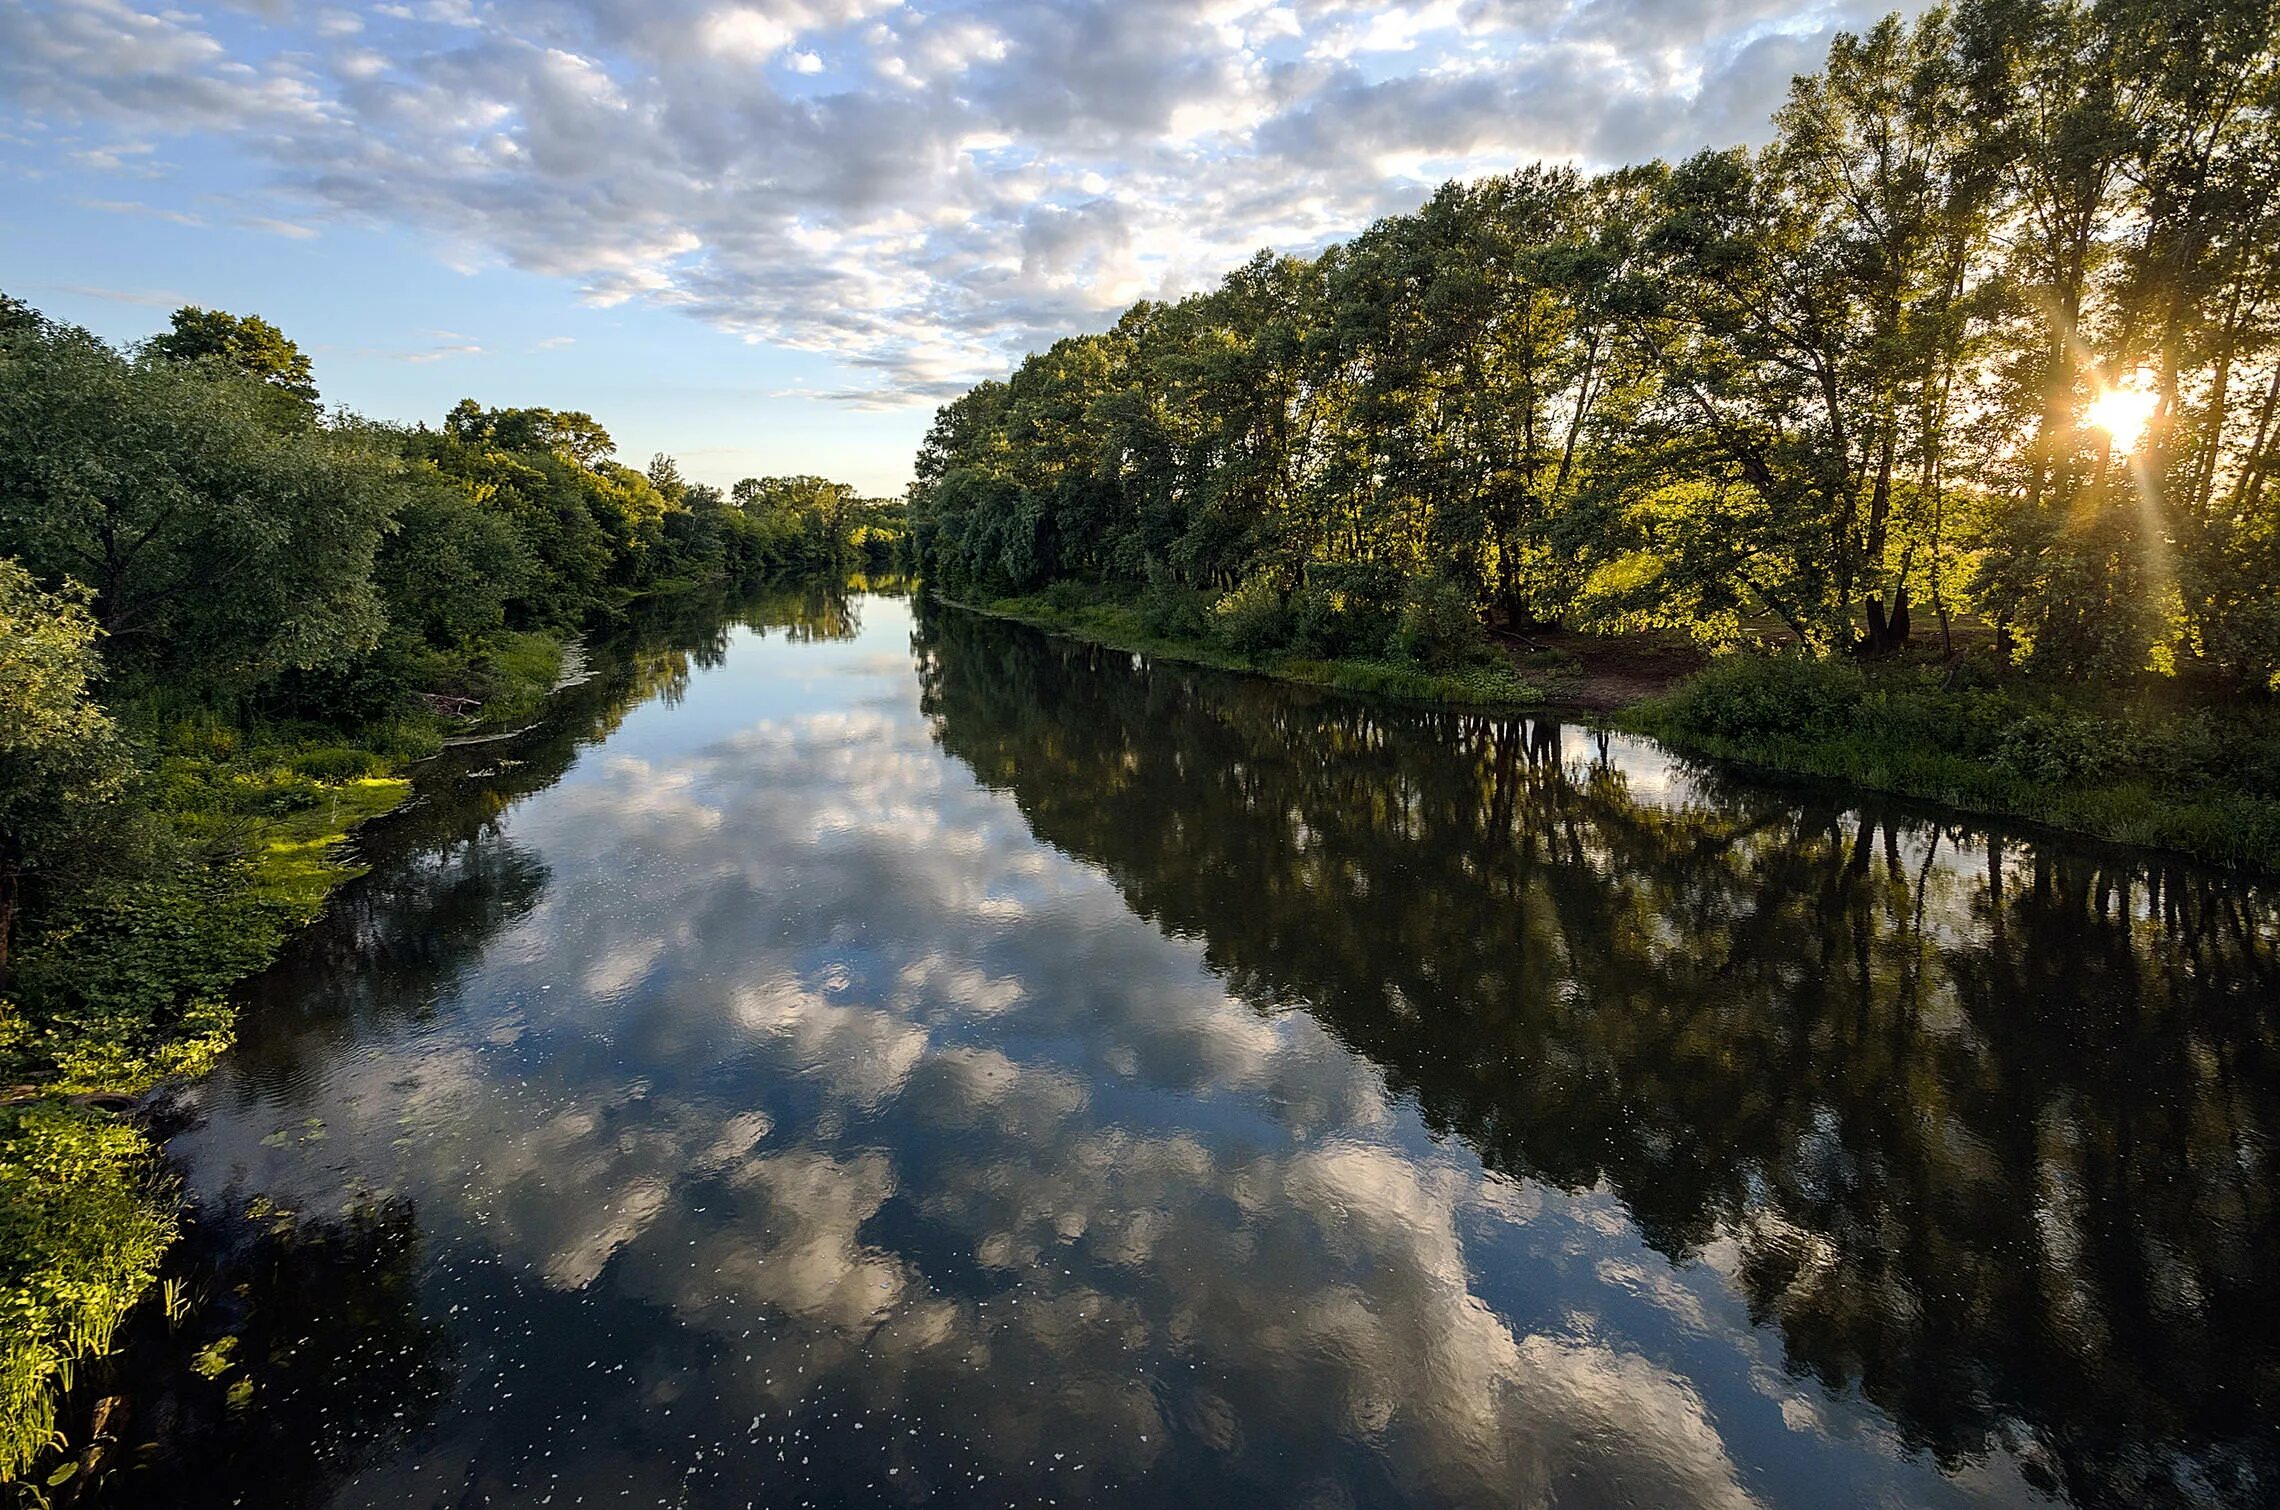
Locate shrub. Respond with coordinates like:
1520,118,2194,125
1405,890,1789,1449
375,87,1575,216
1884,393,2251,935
1992,710,2128,785
1209,575,1293,657
1660,654,1869,740
1041,579,1094,613
1394,576,1488,671
1136,582,1210,640
1289,563,1403,659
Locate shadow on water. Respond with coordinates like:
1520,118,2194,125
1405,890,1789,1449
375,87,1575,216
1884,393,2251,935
913,598,2280,1509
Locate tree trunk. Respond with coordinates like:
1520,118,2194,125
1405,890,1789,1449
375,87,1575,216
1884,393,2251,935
0,858,16,980
1860,584,1914,658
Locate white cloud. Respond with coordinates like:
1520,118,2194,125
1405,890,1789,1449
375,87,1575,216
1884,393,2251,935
368,337,485,361
0,0,1914,402
242,214,319,237
36,281,184,307
74,195,205,225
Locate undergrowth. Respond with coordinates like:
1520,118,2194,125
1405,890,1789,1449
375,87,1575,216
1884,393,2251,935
964,580,1543,707
0,1104,175,1487
1630,654,2280,872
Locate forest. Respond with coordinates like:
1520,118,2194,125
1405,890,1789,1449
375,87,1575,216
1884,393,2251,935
0,292,901,1479
909,0,2280,859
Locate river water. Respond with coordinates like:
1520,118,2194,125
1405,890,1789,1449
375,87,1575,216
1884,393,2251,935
121,582,2277,1508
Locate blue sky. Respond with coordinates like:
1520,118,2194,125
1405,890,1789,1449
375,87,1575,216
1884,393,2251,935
1,0,1898,495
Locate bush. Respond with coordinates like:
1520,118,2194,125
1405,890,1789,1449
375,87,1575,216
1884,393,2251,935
1394,576,1488,671
1660,654,1869,740
1209,575,1293,657
1289,562,1403,659
1042,579,1094,613
1992,710,2128,785
1136,582,1211,640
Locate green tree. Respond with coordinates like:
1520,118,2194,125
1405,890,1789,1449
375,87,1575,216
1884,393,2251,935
0,324,393,694
371,462,534,647
444,400,616,468
0,560,126,973
0,292,37,348
146,305,319,409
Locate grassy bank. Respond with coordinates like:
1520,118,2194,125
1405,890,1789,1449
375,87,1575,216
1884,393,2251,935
952,582,1544,707
1625,656,2280,874
0,632,563,1485
954,586,2278,874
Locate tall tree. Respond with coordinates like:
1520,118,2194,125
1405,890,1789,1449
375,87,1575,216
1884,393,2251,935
0,325,393,692
146,305,319,410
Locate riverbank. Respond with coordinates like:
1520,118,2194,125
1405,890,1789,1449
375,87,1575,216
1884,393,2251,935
945,591,2280,876
0,632,566,1485
1625,656,2280,874
945,588,1545,706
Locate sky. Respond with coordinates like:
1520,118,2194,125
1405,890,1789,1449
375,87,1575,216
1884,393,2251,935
1,0,1906,496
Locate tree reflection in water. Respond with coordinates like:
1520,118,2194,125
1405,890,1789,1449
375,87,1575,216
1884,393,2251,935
96,1196,452,1508
916,600,2280,1509
87,587,2276,1510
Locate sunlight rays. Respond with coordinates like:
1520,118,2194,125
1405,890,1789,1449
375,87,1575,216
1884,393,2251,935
2086,378,2159,454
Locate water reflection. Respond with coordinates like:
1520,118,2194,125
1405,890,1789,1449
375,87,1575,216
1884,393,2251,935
917,603,2280,1507
106,588,2275,1509
110,1197,453,1509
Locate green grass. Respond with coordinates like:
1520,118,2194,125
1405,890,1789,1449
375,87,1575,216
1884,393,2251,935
0,1104,176,1483
1625,655,2280,873
957,588,1545,707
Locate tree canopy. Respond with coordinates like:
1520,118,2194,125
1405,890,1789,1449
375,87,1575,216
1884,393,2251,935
146,305,319,410
911,0,2280,691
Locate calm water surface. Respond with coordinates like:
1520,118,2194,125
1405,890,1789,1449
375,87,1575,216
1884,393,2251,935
122,584,2279,1508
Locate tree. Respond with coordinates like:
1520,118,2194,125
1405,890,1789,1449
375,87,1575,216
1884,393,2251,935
645,453,687,505
0,324,393,693
371,462,534,647
0,560,126,973
0,292,37,348
444,401,616,468
146,305,319,410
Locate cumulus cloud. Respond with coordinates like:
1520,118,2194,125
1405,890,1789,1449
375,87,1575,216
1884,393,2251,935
0,0,1914,400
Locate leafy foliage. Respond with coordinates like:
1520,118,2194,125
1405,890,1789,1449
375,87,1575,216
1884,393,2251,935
912,0,2280,696
0,1104,176,1483
0,326,394,695
144,306,319,413
0,562,127,973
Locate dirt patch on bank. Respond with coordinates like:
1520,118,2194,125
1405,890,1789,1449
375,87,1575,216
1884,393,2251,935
1498,629,1711,713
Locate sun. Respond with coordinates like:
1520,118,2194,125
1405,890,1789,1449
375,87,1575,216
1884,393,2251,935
2085,381,2159,454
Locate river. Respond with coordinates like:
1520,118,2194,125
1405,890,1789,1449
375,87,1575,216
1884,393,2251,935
116,581,2277,1508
